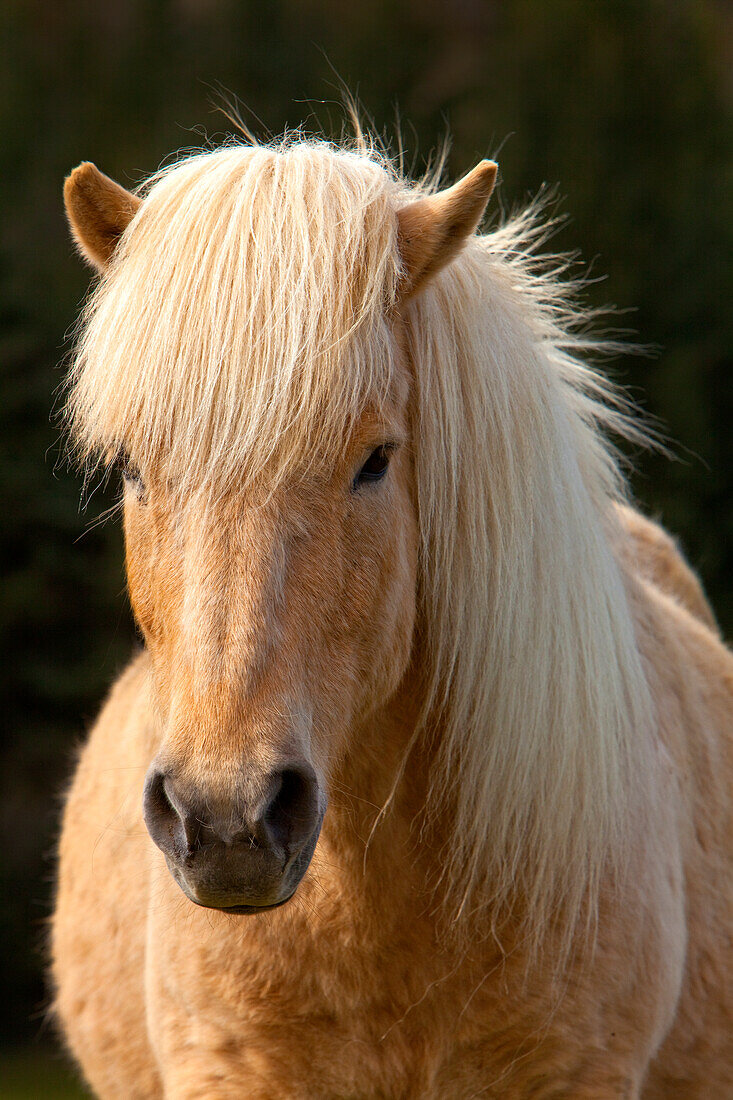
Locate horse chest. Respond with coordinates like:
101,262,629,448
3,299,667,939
148,904,491,1098
149,901,658,1099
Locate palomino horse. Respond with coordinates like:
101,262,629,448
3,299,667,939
52,139,731,1098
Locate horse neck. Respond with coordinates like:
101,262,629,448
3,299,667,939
320,657,453,912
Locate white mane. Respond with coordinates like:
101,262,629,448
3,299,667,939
409,226,654,949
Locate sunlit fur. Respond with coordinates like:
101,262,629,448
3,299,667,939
54,137,733,1097
67,140,655,951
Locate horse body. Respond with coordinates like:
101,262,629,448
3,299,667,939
51,140,732,1097
53,565,732,1098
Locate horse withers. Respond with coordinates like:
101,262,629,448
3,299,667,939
52,138,732,1098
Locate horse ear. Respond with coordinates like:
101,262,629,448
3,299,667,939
396,160,497,301
64,162,141,271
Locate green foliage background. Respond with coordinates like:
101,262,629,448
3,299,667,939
1,0,731,1052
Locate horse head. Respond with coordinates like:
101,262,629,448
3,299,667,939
64,150,495,912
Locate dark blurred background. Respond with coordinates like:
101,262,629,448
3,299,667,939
1,0,731,1090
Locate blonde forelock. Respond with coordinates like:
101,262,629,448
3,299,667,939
67,140,405,497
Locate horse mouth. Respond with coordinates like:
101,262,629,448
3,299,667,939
188,892,296,915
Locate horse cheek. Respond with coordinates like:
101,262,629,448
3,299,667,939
124,509,167,649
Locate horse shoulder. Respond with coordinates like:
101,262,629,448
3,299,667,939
52,648,162,1099
629,579,733,1096
616,503,719,633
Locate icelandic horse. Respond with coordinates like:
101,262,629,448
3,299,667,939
51,139,732,1098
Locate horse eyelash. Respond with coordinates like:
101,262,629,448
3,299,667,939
113,448,146,498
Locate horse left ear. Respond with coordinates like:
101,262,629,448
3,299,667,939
64,162,141,272
396,160,497,301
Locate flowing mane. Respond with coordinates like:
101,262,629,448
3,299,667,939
66,138,655,949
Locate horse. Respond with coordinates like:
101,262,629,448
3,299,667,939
51,136,732,1098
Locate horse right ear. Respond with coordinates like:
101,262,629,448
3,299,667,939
64,162,141,272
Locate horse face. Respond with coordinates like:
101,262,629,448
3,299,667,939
130,363,418,913
65,152,495,914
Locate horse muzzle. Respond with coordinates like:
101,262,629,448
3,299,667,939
142,761,324,912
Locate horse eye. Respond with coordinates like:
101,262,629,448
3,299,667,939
115,450,146,498
353,445,392,490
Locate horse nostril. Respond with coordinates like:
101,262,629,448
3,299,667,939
143,767,197,860
263,765,319,852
